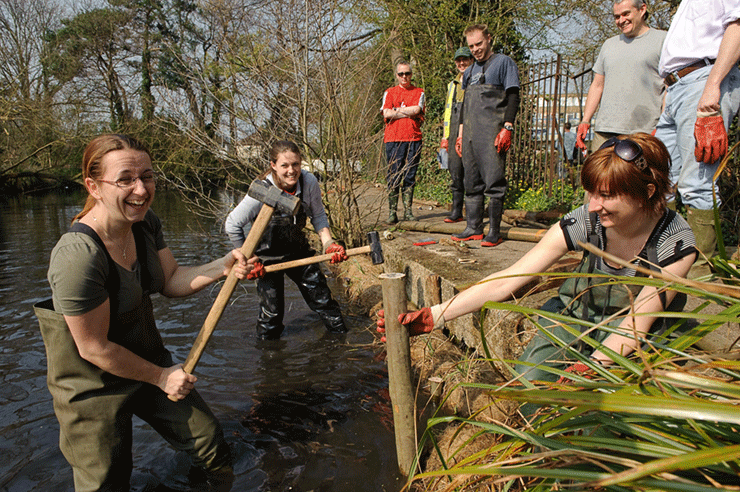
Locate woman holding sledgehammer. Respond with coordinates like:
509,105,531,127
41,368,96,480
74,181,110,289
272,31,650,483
35,134,252,491
225,140,349,339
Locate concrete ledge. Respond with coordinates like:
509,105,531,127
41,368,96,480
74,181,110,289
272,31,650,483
380,228,740,362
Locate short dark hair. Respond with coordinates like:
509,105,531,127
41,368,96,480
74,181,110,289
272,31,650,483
615,0,649,22
464,24,490,38
564,122,572,130
581,132,670,213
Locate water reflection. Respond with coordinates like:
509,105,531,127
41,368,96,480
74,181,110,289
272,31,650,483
0,191,402,491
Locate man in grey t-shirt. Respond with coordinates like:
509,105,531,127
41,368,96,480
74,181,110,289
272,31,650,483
576,0,666,151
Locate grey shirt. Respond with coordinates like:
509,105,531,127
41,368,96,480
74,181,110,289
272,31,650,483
593,28,666,134
224,170,330,249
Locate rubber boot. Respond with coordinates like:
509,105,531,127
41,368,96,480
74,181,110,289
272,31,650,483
481,198,504,247
402,187,416,221
387,189,399,224
686,206,717,279
444,191,465,223
452,195,484,241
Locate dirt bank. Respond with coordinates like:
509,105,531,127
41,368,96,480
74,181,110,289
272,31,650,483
332,255,521,489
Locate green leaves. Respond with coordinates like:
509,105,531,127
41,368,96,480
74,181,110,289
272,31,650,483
411,270,740,490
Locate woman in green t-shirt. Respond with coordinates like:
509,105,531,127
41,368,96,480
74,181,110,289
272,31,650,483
39,134,251,492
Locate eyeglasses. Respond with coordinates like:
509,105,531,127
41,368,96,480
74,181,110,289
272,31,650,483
397,72,412,77
599,137,648,171
98,173,157,189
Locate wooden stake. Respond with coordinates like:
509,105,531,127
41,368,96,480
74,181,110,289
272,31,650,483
380,272,416,477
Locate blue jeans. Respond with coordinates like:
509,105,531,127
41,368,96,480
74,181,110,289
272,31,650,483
655,64,740,210
386,140,421,191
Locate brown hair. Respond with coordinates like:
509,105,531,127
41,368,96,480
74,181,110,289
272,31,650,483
269,140,301,163
581,132,670,213
73,134,151,224
463,24,491,38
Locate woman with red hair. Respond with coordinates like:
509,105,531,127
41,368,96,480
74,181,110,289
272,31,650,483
379,133,697,384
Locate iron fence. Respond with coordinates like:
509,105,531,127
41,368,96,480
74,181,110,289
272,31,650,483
509,54,596,194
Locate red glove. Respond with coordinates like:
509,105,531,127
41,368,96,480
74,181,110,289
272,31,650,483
376,307,434,342
576,122,589,150
440,138,448,151
494,127,512,153
325,243,348,264
556,362,595,384
247,260,265,280
455,136,463,157
694,115,727,164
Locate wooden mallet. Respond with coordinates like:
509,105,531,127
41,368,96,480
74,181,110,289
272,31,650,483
169,180,300,400
262,231,384,273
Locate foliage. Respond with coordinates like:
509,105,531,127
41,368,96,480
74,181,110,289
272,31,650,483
413,139,453,203
502,179,582,212
0,0,719,243
410,266,740,491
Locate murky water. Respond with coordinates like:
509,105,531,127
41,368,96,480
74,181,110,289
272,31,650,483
0,191,403,491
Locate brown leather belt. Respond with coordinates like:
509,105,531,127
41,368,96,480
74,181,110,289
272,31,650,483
664,59,715,86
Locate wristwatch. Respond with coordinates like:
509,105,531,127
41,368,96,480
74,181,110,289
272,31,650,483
504,123,514,132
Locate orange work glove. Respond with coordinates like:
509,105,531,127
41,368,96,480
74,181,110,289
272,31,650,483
247,260,266,280
556,362,596,384
455,136,463,157
694,115,727,164
325,242,348,264
576,122,590,150
494,127,512,153
440,138,448,151
376,307,434,342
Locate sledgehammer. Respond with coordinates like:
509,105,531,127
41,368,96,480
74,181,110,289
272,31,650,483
169,180,300,401
263,231,384,273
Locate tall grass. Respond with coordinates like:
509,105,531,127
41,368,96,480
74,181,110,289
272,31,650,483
408,251,740,491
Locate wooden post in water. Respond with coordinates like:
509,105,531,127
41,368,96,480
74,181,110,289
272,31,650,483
379,272,416,477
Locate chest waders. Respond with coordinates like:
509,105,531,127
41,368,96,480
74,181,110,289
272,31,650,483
253,176,346,339
455,55,508,242
515,212,671,385
254,176,310,265
35,223,231,491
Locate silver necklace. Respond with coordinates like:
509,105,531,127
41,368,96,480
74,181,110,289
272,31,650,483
93,216,131,259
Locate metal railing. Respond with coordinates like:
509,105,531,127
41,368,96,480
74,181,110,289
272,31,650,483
509,54,596,193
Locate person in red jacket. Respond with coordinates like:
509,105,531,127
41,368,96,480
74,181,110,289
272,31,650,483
381,61,425,223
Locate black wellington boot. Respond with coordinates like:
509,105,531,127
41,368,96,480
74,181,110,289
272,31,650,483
481,198,504,247
452,195,484,241
444,191,465,223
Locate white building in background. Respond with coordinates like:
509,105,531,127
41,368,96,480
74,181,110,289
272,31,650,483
308,158,362,175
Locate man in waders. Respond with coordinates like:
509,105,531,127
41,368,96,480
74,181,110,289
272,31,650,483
453,24,520,246
381,61,425,223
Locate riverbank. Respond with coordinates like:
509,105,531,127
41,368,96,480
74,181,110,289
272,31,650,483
330,194,740,489
329,198,563,486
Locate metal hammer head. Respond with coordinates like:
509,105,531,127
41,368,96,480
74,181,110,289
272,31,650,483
247,179,301,215
367,231,384,265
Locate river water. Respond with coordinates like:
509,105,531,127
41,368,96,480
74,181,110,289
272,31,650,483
0,191,403,491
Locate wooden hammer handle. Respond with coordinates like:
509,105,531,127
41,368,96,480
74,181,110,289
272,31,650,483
263,245,371,273
177,205,274,380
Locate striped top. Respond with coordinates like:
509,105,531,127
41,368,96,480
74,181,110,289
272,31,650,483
560,204,697,276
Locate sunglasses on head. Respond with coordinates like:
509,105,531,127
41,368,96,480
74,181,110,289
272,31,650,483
397,71,412,77
599,137,648,171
